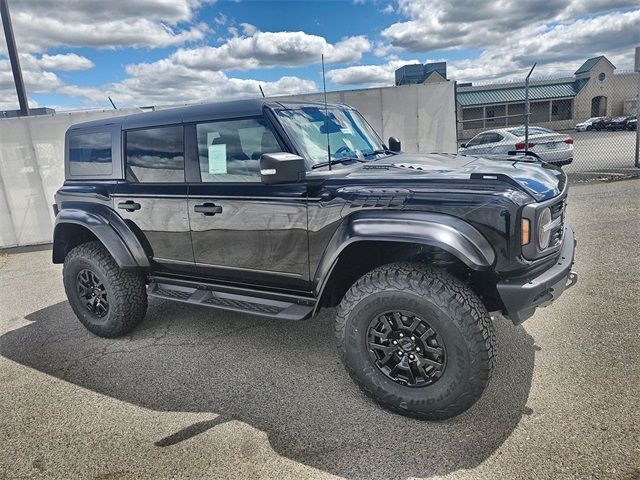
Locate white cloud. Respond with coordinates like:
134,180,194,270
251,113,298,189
38,54,94,71
86,68,316,107
1,0,210,53
0,56,64,109
382,0,639,53
448,9,640,82
169,30,370,72
377,0,639,83
327,58,421,86
381,4,395,14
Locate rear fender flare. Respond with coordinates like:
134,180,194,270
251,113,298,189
53,202,150,269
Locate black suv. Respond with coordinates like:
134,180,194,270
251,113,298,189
53,99,577,419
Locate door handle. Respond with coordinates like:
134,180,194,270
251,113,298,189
194,203,223,216
117,200,141,212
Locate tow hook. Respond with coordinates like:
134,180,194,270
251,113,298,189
566,271,578,290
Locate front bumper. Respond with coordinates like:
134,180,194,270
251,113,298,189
497,225,577,324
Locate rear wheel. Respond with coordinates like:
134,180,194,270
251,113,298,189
335,262,496,420
63,241,147,338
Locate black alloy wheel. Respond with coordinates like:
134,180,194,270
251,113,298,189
76,268,109,317
367,310,446,387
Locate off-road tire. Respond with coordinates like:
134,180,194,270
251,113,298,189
335,262,496,420
63,241,147,338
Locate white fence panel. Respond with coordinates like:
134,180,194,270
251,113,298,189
0,109,140,248
0,82,456,248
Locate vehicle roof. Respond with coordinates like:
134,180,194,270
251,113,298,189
473,126,556,136
68,98,344,132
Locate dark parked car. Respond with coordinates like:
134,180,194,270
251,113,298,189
606,116,631,131
591,117,611,130
53,99,577,420
626,116,637,131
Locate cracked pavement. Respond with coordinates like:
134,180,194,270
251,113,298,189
1,179,638,479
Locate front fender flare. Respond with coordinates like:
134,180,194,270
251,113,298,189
53,202,150,269
313,210,496,297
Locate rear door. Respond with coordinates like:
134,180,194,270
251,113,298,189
114,125,195,274
186,117,310,291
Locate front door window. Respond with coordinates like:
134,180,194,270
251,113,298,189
196,118,281,182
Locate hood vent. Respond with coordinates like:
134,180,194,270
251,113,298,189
338,187,412,211
393,163,451,173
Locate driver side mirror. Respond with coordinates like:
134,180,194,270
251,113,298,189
460,143,467,148
260,152,306,185
388,137,401,152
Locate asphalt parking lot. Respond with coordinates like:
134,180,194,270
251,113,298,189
1,179,639,480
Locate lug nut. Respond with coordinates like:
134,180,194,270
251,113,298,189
416,347,421,352
392,340,398,345
410,336,415,341
398,351,404,356
399,333,404,338
409,354,414,360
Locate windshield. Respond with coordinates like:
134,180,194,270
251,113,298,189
507,126,554,136
275,106,385,166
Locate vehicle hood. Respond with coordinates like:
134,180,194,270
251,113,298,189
343,152,565,201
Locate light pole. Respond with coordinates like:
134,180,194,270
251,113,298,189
0,0,29,116
524,63,536,153
634,47,639,168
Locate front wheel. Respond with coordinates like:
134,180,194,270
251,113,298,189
335,263,496,420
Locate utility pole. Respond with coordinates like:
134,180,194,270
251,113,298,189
634,47,639,168
524,63,536,153
1,0,29,116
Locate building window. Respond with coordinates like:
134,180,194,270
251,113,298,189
598,72,606,81
507,103,525,126
530,101,551,123
461,107,483,130
485,105,506,127
551,99,572,121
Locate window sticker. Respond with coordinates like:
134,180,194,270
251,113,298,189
208,144,227,174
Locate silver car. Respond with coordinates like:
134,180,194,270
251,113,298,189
458,126,574,166
575,117,604,131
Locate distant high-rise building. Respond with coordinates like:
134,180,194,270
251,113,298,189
395,62,448,86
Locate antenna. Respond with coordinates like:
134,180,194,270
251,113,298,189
108,96,117,109
321,54,331,170
259,85,265,98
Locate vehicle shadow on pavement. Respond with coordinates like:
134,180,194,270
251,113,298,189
2,298,536,480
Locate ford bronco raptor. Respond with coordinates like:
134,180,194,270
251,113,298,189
53,99,577,419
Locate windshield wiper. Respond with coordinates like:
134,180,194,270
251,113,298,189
311,157,365,169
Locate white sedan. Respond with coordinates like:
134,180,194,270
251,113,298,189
575,117,604,131
458,127,573,166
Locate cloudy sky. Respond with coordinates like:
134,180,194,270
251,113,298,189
1,0,638,111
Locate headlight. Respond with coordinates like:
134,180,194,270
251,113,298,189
538,207,552,249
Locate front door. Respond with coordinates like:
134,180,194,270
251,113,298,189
114,124,195,274
187,117,309,290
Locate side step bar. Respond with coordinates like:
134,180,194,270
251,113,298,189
147,277,315,321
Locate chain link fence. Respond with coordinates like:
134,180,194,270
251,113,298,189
456,64,640,182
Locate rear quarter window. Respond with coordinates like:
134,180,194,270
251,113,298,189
68,132,113,176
